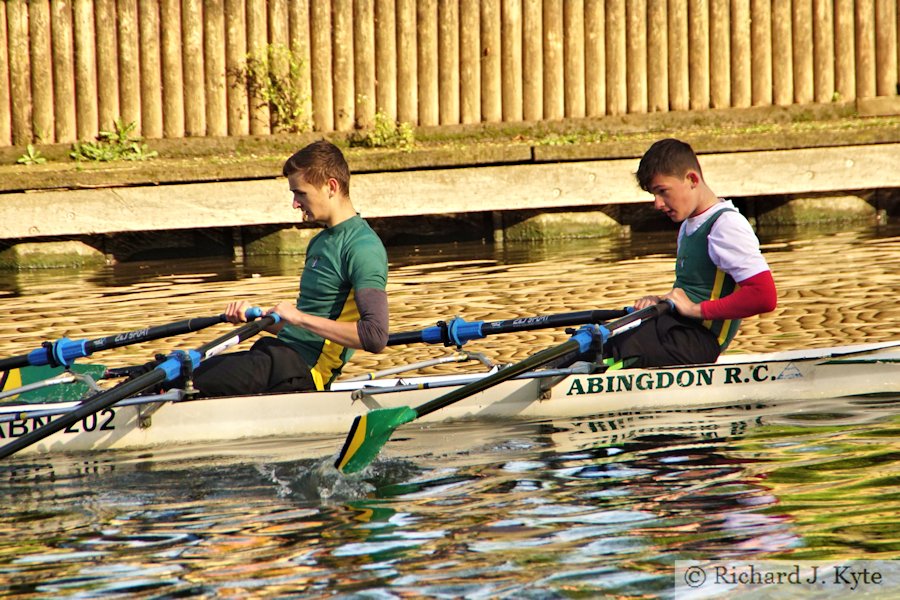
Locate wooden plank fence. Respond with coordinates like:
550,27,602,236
0,0,898,147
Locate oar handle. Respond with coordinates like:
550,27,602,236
595,300,674,344
387,308,630,347
152,313,281,381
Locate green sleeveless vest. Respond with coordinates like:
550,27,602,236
674,208,741,350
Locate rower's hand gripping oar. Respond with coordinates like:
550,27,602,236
0,311,280,460
0,314,231,372
335,301,674,474
387,308,630,348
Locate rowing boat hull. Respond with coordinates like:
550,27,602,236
2,342,898,456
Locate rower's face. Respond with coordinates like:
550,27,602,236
647,172,698,222
288,172,331,224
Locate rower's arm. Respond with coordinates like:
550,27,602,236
701,270,777,320
269,287,388,352
270,302,362,348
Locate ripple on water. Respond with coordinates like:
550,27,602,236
0,403,897,596
0,226,898,597
1,225,899,372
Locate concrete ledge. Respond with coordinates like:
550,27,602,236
857,97,900,117
243,226,320,256
755,194,877,225
2,144,898,240
501,210,626,242
0,240,107,268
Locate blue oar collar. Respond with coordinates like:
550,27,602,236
421,316,486,347
156,350,204,382
26,338,90,368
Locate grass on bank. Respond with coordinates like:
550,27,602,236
6,103,900,176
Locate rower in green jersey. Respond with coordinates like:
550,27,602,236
179,140,389,397
277,214,388,389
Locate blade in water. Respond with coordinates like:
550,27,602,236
335,406,418,474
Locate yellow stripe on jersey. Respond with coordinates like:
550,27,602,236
702,269,726,327
310,290,361,390
703,269,734,346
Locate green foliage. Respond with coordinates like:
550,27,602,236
536,133,581,146
70,119,158,162
233,44,311,133
534,131,609,146
17,144,47,165
349,112,415,151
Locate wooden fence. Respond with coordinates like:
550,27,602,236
1,0,898,147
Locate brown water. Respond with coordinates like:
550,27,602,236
1,224,898,377
0,223,899,598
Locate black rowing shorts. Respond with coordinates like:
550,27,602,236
605,312,721,368
183,336,316,397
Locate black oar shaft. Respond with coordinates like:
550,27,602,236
0,315,226,372
85,315,225,354
0,357,27,371
0,315,278,460
195,315,277,357
335,302,674,474
415,338,582,419
0,370,167,459
478,309,628,336
416,301,672,419
386,308,629,347
600,301,672,338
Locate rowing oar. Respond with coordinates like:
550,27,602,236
0,313,280,460
0,314,230,372
335,301,673,474
386,308,630,348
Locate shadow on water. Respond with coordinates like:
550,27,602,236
0,257,245,298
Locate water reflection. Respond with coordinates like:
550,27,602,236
2,223,898,374
1,396,897,597
0,223,898,597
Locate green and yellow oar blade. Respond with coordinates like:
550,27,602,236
335,406,418,474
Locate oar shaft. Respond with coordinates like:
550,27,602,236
335,301,673,474
151,315,280,382
0,314,279,460
85,315,225,354
415,301,671,419
0,353,41,372
349,364,592,399
413,338,583,419
0,314,227,371
0,369,166,459
387,308,629,347
597,300,673,342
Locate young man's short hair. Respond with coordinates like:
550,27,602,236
283,140,351,196
635,138,704,192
